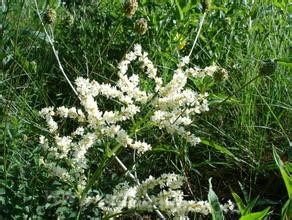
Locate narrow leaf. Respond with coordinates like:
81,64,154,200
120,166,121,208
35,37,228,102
231,192,247,215
208,178,225,220
273,148,292,198
240,207,270,220
245,196,259,215
277,57,292,68
174,0,184,20
281,199,292,220
201,139,238,161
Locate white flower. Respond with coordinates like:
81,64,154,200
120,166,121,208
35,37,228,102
47,117,58,133
98,173,234,218
56,106,69,118
129,140,152,154
116,129,133,146
103,111,118,124
72,127,85,136
133,44,142,56
39,135,47,144
55,135,72,158
125,51,137,61
39,107,55,118
178,56,190,68
102,125,121,138
38,44,222,215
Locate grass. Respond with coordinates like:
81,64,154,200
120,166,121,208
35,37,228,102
0,0,291,219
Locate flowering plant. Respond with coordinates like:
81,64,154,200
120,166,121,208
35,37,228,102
39,44,232,218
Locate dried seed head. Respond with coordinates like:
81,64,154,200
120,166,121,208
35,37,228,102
135,18,148,35
123,0,138,18
44,8,57,24
201,0,211,12
259,59,277,75
213,68,229,82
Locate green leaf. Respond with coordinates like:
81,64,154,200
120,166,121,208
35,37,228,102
277,57,292,68
273,148,292,198
240,207,270,220
273,0,286,10
281,199,292,220
209,94,239,105
0,196,4,205
231,192,247,215
201,139,238,161
182,1,194,14
211,6,228,13
174,0,184,20
48,0,60,9
288,3,292,14
238,181,249,204
208,178,225,220
245,196,259,215
152,145,180,154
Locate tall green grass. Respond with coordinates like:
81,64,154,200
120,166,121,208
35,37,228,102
0,0,290,218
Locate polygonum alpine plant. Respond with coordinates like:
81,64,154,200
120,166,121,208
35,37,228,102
39,44,229,218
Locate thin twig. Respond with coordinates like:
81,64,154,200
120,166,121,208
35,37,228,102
188,12,207,57
218,74,262,105
33,0,78,95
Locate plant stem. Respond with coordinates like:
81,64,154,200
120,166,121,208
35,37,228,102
81,156,111,201
33,0,78,96
188,12,207,57
255,86,291,145
218,74,262,105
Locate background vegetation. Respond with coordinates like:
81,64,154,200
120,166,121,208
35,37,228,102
0,0,291,218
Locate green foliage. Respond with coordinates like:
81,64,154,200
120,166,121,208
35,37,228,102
273,148,292,219
208,178,225,220
277,57,292,68
201,139,239,161
273,148,292,198
239,207,270,220
232,192,270,219
0,0,290,218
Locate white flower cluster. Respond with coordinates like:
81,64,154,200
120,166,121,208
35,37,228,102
40,45,216,158
97,173,234,218
38,44,225,201
186,64,220,78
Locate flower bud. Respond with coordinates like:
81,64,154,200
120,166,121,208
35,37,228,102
44,8,57,24
134,18,148,35
123,0,138,18
201,0,211,12
259,59,277,75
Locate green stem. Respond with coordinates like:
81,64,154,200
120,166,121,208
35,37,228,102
188,12,207,57
255,86,291,145
80,156,111,202
76,207,81,220
218,74,262,105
